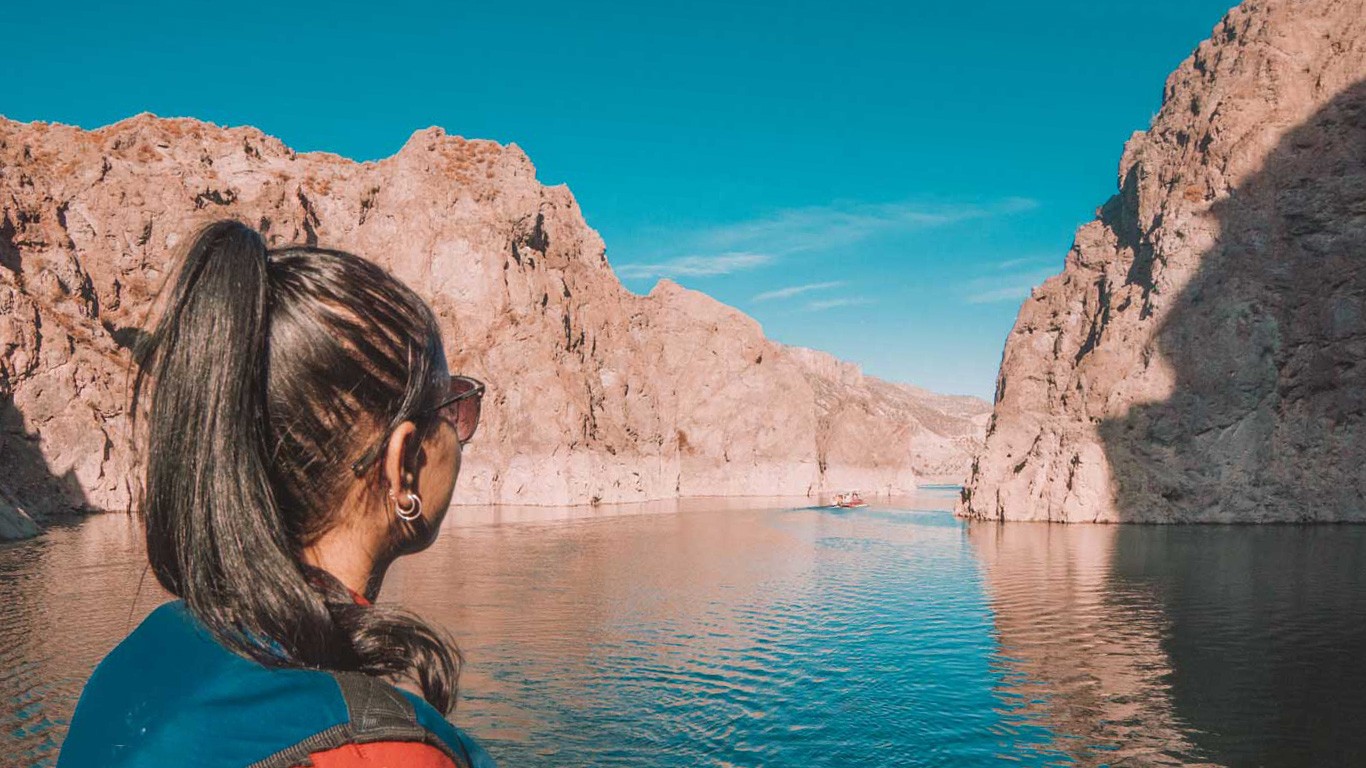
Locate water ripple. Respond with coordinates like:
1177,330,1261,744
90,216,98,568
5,501,1366,766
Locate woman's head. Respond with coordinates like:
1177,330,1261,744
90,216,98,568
261,240,466,549
130,218,478,712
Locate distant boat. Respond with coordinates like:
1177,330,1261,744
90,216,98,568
832,492,868,509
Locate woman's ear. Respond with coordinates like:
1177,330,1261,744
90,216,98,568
382,421,419,496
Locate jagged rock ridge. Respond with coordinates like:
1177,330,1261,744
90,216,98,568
0,114,989,539
960,0,1366,522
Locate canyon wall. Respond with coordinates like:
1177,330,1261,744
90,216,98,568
0,115,988,539
961,0,1366,522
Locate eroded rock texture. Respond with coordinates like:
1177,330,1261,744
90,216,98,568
961,0,1366,522
0,115,988,539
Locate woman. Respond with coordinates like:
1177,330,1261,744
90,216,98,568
57,220,495,768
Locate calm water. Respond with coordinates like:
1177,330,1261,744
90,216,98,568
3,489,1365,767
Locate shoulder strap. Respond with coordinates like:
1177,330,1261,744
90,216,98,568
247,672,472,768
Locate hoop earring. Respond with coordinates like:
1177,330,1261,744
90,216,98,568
395,491,423,521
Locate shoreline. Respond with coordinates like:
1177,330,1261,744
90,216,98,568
17,485,1366,541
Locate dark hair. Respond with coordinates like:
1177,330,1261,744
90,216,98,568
130,219,460,712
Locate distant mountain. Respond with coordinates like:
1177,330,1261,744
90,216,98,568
0,115,987,539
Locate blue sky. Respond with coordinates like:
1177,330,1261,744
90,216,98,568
2,0,1237,399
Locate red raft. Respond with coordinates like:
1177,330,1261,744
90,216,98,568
832,493,868,508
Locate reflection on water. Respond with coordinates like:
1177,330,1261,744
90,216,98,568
971,522,1366,767
385,492,1054,766
1113,525,1366,766
0,509,163,767
969,524,1210,766
2,494,1365,766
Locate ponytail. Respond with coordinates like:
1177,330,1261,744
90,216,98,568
131,219,459,713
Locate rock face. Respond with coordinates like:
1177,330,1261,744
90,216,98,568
0,115,989,539
968,524,1204,765
961,0,1366,522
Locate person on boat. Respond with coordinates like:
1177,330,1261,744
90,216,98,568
58,220,495,768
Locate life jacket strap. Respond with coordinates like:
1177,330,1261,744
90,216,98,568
246,671,471,768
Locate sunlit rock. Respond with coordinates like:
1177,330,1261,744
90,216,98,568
0,115,988,537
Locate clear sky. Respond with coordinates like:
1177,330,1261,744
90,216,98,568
2,0,1237,399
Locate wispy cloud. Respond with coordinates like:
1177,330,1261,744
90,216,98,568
807,297,875,311
615,251,773,280
964,266,1058,304
753,281,846,302
993,255,1054,271
691,197,1038,259
965,285,1037,304
613,197,1038,278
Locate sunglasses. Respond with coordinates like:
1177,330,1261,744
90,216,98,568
350,374,485,475
425,374,485,441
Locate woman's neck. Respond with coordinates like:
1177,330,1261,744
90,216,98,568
301,524,392,604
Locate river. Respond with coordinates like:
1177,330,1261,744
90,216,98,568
3,489,1364,766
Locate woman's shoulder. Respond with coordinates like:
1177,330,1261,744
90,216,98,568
306,741,460,768
63,602,495,768
379,682,498,768
322,670,495,768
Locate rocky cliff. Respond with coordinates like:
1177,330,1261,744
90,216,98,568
0,115,989,539
960,0,1366,522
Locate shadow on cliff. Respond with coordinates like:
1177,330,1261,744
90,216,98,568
1087,79,1366,764
1098,79,1366,523
0,391,93,538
